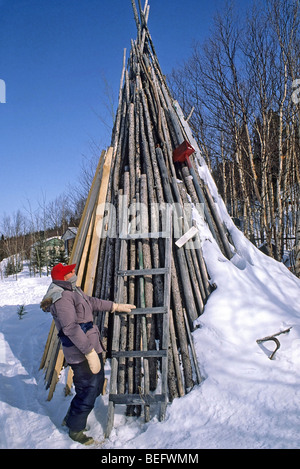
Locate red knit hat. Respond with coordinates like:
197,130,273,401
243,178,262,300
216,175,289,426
51,263,76,281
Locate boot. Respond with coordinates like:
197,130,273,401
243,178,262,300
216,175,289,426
62,409,90,431
69,429,94,446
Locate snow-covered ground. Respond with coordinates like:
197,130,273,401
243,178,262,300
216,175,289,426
0,218,300,450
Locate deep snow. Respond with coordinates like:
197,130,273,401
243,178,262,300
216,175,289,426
1,217,300,450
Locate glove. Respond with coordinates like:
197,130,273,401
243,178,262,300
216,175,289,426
85,349,101,374
112,303,137,313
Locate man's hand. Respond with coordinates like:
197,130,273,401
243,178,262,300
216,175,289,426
85,349,101,374
112,303,137,313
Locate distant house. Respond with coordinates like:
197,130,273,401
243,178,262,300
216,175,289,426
62,227,78,257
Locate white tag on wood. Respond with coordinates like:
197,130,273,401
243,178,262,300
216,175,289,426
175,226,199,248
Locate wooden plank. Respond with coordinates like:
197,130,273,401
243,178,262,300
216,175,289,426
76,204,96,286
39,320,55,370
70,150,106,265
40,149,107,400
51,149,105,396
44,332,59,386
76,148,111,288
84,147,114,296
47,348,65,401
45,341,60,390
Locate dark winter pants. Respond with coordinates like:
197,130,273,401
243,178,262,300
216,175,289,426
66,353,104,432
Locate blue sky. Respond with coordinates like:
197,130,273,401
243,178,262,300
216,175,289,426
0,0,238,221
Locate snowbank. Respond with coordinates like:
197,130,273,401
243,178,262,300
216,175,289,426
0,233,300,449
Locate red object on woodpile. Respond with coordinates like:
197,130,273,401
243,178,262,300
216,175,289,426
173,140,195,167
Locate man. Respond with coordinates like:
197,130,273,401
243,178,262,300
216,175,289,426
41,263,135,445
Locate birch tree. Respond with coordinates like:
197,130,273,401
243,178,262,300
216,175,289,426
169,0,300,261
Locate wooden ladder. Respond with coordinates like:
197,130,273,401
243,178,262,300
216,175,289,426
105,213,172,438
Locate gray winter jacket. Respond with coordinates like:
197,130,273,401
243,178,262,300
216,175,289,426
41,280,113,364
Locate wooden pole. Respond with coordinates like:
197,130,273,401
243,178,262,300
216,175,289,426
84,147,113,296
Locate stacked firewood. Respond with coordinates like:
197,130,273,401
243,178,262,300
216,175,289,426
87,1,234,403
41,0,234,404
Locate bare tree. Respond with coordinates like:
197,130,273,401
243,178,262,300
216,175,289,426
169,0,300,262
46,193,72,235
0,210,27,278
296,208,300,276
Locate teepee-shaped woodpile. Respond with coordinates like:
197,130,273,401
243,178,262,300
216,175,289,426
40,0,235,416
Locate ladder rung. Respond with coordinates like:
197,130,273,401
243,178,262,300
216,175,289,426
115,306,168,315
109,393,167,405
117,267,167,276
111,349,167,358
119,231,169,240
